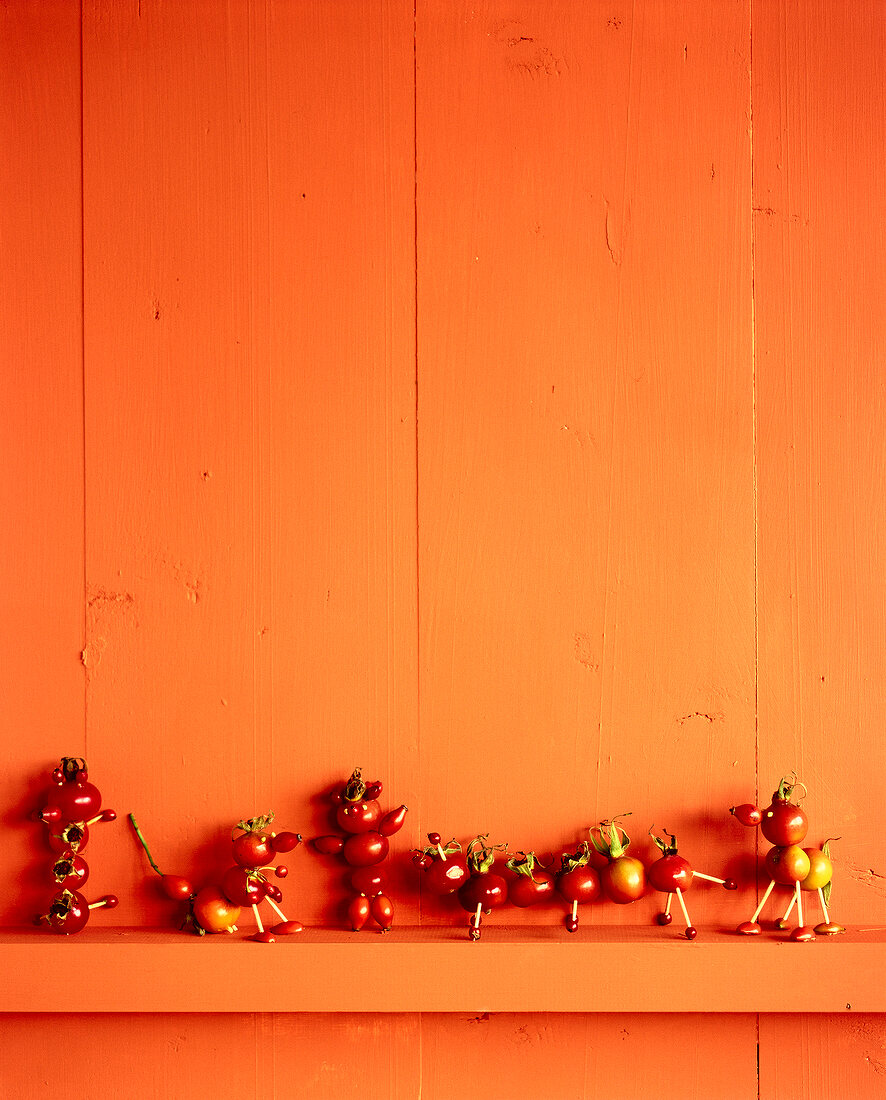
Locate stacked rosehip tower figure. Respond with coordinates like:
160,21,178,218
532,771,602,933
35,758,118,933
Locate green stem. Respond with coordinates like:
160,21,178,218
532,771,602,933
128,812,163,877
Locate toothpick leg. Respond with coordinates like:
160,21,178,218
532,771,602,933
781,891,797,923
749,879,775,923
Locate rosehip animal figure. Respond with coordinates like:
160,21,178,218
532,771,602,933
647,827,736,940
312,768,408,932
221,812,303,942
730,774,842,940
129,811,302,942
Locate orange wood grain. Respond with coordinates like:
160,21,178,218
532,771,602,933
78,0,417,929
0,1011,756,1100
0,1014,261,1098
1,0,884,1096
759,1014,886,1100
420,1012,758,1100
0,0,85,924
415,0,755,924
753,0,886,927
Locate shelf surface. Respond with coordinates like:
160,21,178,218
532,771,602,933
2,924,884,1013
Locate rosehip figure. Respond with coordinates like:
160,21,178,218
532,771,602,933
506,851,555,909
223,813,303,942
34,759,116,934
129,811,302,941
647,827,736,940
730,774,841,940
312,768,407,932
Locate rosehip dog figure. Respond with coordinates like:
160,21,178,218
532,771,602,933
648,827,736,940
34,758,117,934
130,811,302,942
220,813,304,943
313,768,408,932
730,774,844,940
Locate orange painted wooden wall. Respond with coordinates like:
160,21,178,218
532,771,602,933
2,1,884,1096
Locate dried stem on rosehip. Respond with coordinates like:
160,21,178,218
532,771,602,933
343,768,367,802
128,813,194,901
128,814,163,876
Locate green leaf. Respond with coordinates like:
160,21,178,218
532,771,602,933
588,829,609,856
237,811,276,835
651,833,668,853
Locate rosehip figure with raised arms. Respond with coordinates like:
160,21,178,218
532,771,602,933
313,767,408,932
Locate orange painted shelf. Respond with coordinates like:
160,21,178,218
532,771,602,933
2,926,884,1014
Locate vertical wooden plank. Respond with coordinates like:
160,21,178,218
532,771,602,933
759,1015,886,1100
80,0,417,928
753,0,886,928
261,0,419,927
0,0,84,923
82,0,275,924
79,0,419,1090
416,0,755,924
